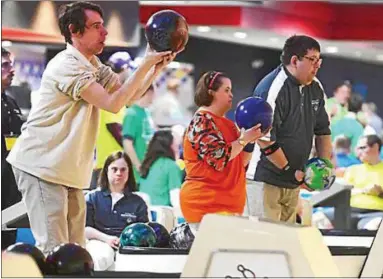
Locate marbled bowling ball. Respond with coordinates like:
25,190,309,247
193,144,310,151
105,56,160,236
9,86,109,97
145,9,189,52
120,222,157,248
304,157,335,191
169,223,195,250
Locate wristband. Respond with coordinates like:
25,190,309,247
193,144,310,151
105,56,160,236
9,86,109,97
243,143,255,152
283,167,304,185
260,142,280,156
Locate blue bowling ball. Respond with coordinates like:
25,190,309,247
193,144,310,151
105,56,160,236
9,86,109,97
235,97,273,132
147,222,170,248
145,10,189,52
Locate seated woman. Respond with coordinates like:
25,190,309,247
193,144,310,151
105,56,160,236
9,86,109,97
180,71,266,229
85,151,149,271
139,130,183,207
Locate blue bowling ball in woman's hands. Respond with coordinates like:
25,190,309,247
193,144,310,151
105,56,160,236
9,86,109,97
235,97,273,133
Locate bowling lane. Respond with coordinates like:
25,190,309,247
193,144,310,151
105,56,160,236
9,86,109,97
112,233,373,276
324,235,373,247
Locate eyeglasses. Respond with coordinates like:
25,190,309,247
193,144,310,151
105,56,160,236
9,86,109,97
302,56,322,66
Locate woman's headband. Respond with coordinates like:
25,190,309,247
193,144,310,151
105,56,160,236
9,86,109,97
208,72,221,89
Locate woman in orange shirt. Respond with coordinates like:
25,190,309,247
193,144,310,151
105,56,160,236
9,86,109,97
180,71,266,225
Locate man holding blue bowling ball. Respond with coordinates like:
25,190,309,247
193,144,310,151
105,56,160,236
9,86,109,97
249,35,332,223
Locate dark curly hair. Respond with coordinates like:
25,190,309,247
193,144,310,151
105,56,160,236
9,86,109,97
280,35,321,66
58,1,104,44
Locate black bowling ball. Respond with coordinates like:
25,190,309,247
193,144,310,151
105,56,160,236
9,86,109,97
5,242,46,274
45,243,94,276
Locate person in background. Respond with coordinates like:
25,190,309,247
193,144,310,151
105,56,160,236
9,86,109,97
345,135,383,209
85,151,148,271
1,47,23,249
362,102,383,136
150,78,190,128
92,51,136,189
139,130,183,207
6,81,32,121
2,47,23,209
325,81,352,124
331,93,364,157
122,85,156,183
331,135,383,230
180,71,265,229
333,135,360,169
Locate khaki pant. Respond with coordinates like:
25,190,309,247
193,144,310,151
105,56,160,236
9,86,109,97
12,167,86,255
263,183,300,223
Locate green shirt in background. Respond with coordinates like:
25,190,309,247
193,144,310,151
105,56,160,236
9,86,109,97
139,157,183,206
326,97,348,124
122,104,155,182
331,114,364,156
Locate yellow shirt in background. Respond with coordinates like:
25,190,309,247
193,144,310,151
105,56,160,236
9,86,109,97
344,162,383,211
95,108,125,169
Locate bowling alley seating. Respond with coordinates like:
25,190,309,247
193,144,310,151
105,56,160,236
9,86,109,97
135,189,178,231
149,206,176,232
135,191,151,206
135,192,153,221
306,180,383,231
302,182,353,230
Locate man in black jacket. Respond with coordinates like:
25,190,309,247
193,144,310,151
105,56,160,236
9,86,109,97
250,35,332,223
2,47,24,249
2,47,23,210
